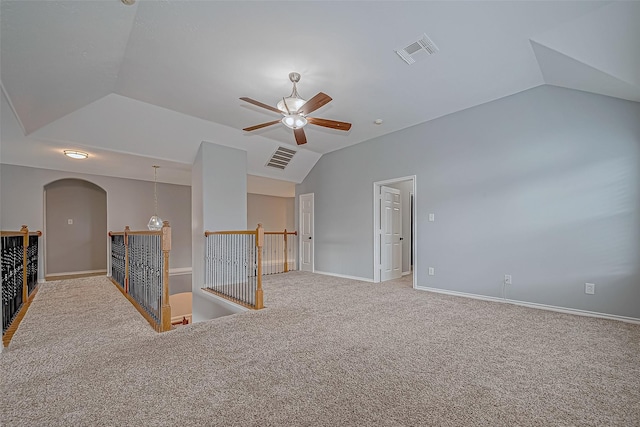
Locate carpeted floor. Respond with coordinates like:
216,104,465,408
1,272,639,426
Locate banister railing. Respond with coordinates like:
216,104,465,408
108,222,172,332
263,230,298,275
2,225,42,347
204,224,264,309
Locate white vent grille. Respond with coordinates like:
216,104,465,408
266,146,296,170
396,33,439,65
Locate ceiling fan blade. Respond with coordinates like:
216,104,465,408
243,120,281,132
294,128,307,145
240,97,282,114
307,117,352,131
298,92,332,115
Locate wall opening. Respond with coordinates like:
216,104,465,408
44,179,107,278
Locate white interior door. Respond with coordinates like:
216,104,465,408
300,193,314,272
380,186,402,281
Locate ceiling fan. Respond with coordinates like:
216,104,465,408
240,72,352,145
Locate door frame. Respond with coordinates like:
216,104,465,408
373,176,417,287
299,192,314,272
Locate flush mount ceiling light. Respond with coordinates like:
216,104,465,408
63,150,88,159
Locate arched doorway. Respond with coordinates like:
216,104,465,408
44,179,107,279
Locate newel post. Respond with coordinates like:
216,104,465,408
255,223,264,309
20,225,29,303
161,221,172,331
283,229,289,273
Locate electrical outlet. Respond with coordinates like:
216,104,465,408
428,213,435,222
585,283,595,295
67,219,73,225
504,274,512,285
428,267,435,276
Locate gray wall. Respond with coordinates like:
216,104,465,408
247,193,295,231
192,142,247,322
0,164,192,279
45,179,107,275
297,85,640,319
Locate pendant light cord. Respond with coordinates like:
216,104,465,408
153,166,159,216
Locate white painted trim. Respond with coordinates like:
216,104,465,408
46,269,107,277
402,271,411,276
373,176,417,289
314,270,375,283
416,286,640,325
0,80,27,135
198,289,248,313
169,267,192,276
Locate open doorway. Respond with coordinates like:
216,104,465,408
373,176,417,288
44,179,107,280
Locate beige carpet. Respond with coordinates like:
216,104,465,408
1,272,639,426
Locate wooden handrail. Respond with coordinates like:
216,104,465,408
205,230,258,236
264,231,298,235
126,230,163,236
1,228,42,237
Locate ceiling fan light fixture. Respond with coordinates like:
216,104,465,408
240,71,351,145
281,114,307,129
277,97,306,114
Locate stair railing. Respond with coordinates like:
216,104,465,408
203,224,264,309
263,229,298,275
108,221,172,332
2,225,42,347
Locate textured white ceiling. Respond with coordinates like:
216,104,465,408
1,1,638,185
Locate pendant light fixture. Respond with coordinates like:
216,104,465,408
147,165,163,230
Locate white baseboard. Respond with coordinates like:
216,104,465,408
314,270,374,283
46,269,106,277
198,289,248,313
262,260,297,269
170,267,192,276
402,271,412,276
416,286,640,325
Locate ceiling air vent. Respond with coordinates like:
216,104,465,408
396,33,439,65
266,146,296,170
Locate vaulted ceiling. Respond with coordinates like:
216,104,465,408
1,1,638,185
